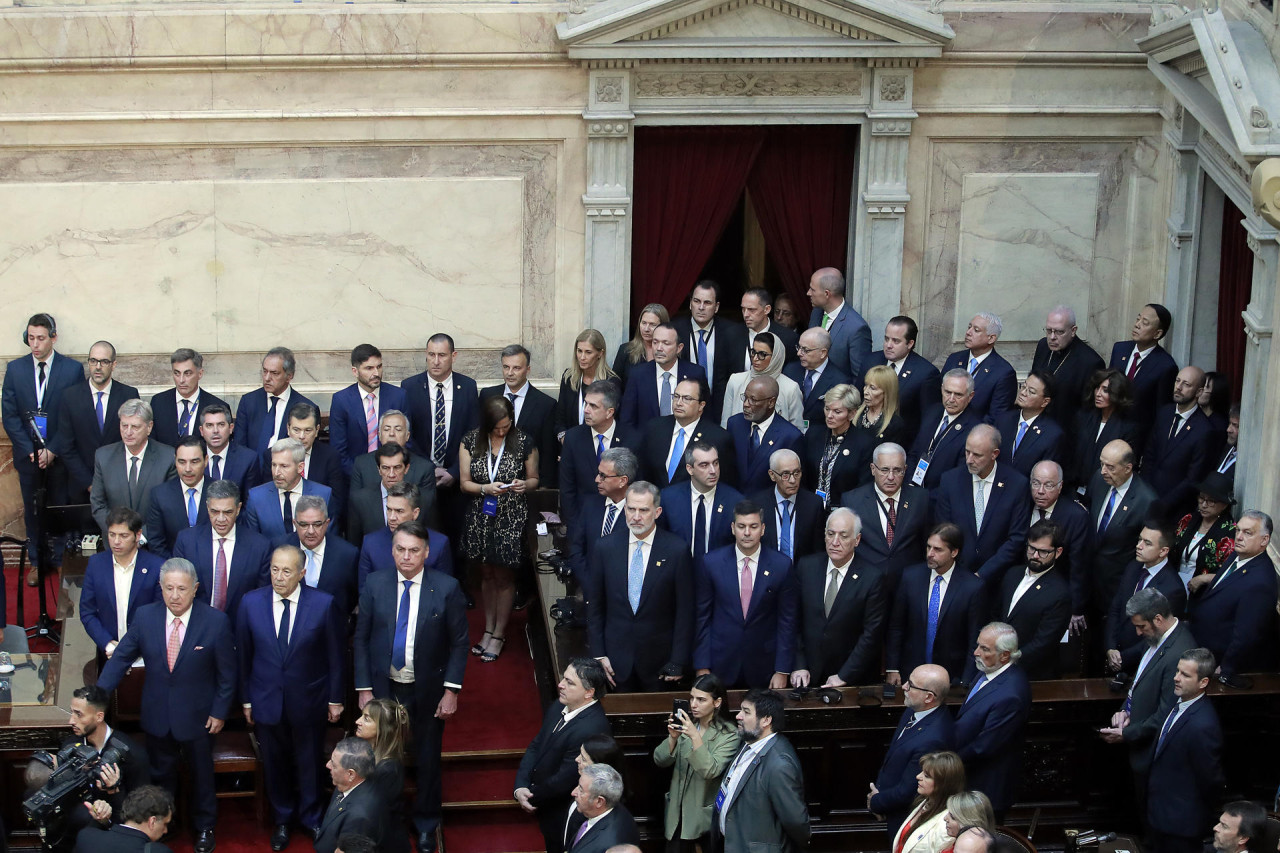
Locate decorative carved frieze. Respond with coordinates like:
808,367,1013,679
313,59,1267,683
1199,131,1252,188
871,120,912,135
625,0,874,42
587,121,631,138
633,70,862,98
879,75,907,102
595,76,624,104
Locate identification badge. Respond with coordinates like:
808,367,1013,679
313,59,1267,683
482,496,499,517
32,414,48,440
815,489,828,505
911,458,929,486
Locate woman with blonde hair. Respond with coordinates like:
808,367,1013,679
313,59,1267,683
557,328,617,440
613,304,670,388
854,364,908,446
893,751,967,853
941,791,996,853
355,698,411,853
802,383,868,506
719,331,803,428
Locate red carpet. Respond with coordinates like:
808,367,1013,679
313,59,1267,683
2,549,61,654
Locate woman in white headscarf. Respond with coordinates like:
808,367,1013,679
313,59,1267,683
719,331,804,428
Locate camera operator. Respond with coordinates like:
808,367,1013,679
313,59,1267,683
22,755,110,853
73,785,174,853
65,685,150,812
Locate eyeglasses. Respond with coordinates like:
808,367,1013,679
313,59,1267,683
771,469,802,481
595,471,622,480
1029,480,1060,490
1026,544,1056,557
903,680,935,696
87,358,115,367
872,464,907,477
795,345,823,356
295,521,327,531
741,394,775,404
749,350,772,361
670,394,699,404
1043,327,1073,338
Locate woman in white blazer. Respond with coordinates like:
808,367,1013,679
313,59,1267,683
892,751,967,853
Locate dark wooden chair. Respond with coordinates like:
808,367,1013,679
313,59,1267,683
995,825,1038,853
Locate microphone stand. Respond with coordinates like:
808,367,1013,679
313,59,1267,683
24,413,61,647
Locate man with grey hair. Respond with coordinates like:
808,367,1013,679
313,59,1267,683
754,448,825,562
480,343,558,487
244,436,334,543
943,312,1018,422
784,326,851,428
284,493,360,617
348,410,439,514
234,346,317,455
97,557,236,853
839,441,930,590
174,478,272,626
587,481,693,691
567,446,636,585
954,622,1032,822
90,397,177,539
564,764,640,853
315,738,385,853
805,266,871,383
907,368,981,490
151,348,228,448
1031,306,1104,430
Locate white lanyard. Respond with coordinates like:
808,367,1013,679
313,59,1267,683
487,443,507,483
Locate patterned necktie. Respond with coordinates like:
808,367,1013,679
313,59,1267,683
1127,353,1141,379
739,557,753,618
628,542,645,613
823,568,839,616
779,500,792,558
693,495,707,557
277,598,291,656
392,579,412,669
602,504,618,536
432,383,447,466
885,498,897,547
365,393,379,452
186,488,198,527
926,575,943,663
660,372,673,416
213,538,228,611
803,370,814,399
975,480,986,531
968,356,978,376
667,428,686,483
1098,487,1119,532
95,391,105,432
167,617,183,671
179,399,192,437
1015,421,1028,454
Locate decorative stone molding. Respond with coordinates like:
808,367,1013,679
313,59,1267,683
595,76,625,103
871,120,912,135
587,121,631,137
633,70,862,98
879,75,907,102
625,0,877,42
1200,131,1253,188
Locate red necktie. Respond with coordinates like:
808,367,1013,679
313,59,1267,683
885,498,897,547
1126,354,1140,379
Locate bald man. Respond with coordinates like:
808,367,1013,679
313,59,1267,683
1140,366,1216,520
726,375,803,494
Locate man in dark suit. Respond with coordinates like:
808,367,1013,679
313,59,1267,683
2,313,85,563
79,507,165,658
1141,366,1215,520
233,347,317,455
354,520,467,852
839,442,930,596
1187,510,1278,680
559,380,637,525
149,349,228,449
887,523,986,685
479,344,559,487
145,437,209,559
791,507,888,688
753,449,826,563
1144,648,1225,853
994,370,1064,478
567,448,633,586
356,483,454,586
52,340,139,500
672,280,750,424
726,375,804,495
868,664,955,839
941,313,1018,423
96,558,236,853
620,322,707,430
73,786,175,853
1109,304,1179,439
639,377,736,490
934,425,1031,585
401,333,479,497
273,403,347,528
174,479,272,627
286,495,359,618
199,403,262,495
953,622,1032,821
1105,523,1187,672
871,316,942,448
244,438,333,543
562,765,640,853
694,501,797,690
660,442,743,561
1086,440,1158,647
330,344,408,476
514,659,612,853
806,267,871,384
714,689,810,853
348,412,440,519
66,684,152,811
315,739,386,853
783,327,850,429
237,545,344,849
1026,462,1092,630
741,287,799,371
907,369,981,491
1031,307,1105,430
347,443,421,547
995,520,1072,680
89,399,176,540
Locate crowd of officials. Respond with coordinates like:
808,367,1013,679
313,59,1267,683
0,265,1272,853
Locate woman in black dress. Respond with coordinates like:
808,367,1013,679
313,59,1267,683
1174,471,1237,596
803,383,870,507
355,698,411,853
853,364,908,449
1067,368,1142,495
556,328,617,440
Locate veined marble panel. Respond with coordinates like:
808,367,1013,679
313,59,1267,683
954,172,1099,342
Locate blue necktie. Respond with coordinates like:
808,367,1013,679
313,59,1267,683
179,399,192,437
304,549,319,587
628,542,645,613
1014,421,1028,453
1156,705,1181,753
277,598,291,657
751,424,761,452
95,391,105,432
1098,487,1119,532
693,495,707,558
667,428,687,483
186,488,198,527
802,370,814,399
596,433,606,462
965,673,987,703
603,504,618,536
698,330,709,380
968,356,978,375
392,579,412,670
925,575,942,663
778,499,792,558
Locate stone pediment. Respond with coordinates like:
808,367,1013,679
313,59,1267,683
557,0,954,63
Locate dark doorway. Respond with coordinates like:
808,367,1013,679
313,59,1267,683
1216,199,1251,403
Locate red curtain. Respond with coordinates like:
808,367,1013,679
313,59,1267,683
1217,201,1251,402
630,126,765,317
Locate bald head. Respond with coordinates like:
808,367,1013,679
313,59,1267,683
964,424,1000,478
907,664,950,707
743,376,780,424
1030,460,1064,509
1173,365,1206,408
1100,439,1135,488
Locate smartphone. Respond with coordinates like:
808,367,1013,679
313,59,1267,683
672,698,691,722
497,482,513,490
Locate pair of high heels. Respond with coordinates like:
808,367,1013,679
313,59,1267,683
469,631,505,662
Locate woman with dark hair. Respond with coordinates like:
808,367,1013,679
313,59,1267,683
773,293,803,333
576,733,626,779
1198,370,1232,434
459,395,539,662
653,673,741,852
893,751,967,853
1175,471,1237,595
1067,368,1143,494
557,328,617,440
355,698,411,853
613,304,670,389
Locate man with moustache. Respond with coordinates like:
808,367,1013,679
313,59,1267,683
1031,306,1104,430
994,521,1072,680
639,377,736,489
54,340,139,501
64,684,151,813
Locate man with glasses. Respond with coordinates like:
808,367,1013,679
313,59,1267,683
559,380,636,527
1031,306,1104,430
639,377,736,489
994,370,1064,478
567,447,635,585
994,520,1072,680
753,449,825,563
783,327,849,428
284,495,360,618
727,375,803,494
1025,461,1092,634
54,340,140,502
839,442,929,599
660,442,743,561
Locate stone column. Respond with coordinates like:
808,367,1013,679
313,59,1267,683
1239,224,1277,512
582,69,634,351
1162,103,1203,365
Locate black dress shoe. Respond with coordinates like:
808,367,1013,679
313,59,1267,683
417,830,437,853
270,824,290,851
194,829,216,853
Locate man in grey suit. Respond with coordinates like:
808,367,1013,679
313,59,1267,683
714,689,810,853
806,267,871,385
90,399,176,541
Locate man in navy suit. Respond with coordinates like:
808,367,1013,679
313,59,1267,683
934,425,1031,585
694,500,797,689
1109,303,1179,438
2,313,85,563
270,403,347,529
871,316,942,448
479,344,559,487
563,765,640,853
942,313,1018,423
357,482,454,587
1106,523,1187,671
671,280,750,424
994,370,1064,478
244,438,333,543
660,442,742,560
174,479,272,627
784,327,850,429
1032,307,1105,430
753,448,826,563
52,340,139,500
314,740,386,853
401,333,479,495
348,412,439,522
1141,366,1215,520
233,347,317,455
620,322,706,430
839,442,930,596
953,622,1032,822
354,520,468,853
285,495,359,618
559,380,637,526
1026,462,1092,629
90,399,177,540
80,507,165,658
585,481,694,691
907,369,981,491
1144,648,1225,853
727,375,804,494
886,523,986,686
97,558,236,853
199,403,262,495
742,287,799,370
236,545,344,850
146,437,209,559
567,447,633,585
330,344,408,476
639,377,736,490
868,664,955,839
994,521,1073,680
149,349,228,449
806,267,871,384
346,442,420,547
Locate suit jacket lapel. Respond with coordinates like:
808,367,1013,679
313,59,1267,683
172,605,200,671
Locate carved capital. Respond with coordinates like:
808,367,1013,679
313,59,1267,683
879,75,907,102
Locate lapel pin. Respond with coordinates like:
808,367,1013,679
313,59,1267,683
763,570,770,577
716,504,723,513
768,440,774,446
656,560,664,566
902,502,909,509
141,568,148,574
997,482,1004,488
953,424,961,431
852,573,858,580
1035,584,1041,590
842,449,849,456
1122,505,1128,511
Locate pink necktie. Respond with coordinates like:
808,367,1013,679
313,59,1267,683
365,393,378,452
167,618,184,671
213,538,229,611
740,557,753,618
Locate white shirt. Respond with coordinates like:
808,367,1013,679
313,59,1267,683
1134,558,1168,593
1008,565,1051,613
690,486,718,553
207,446,230,476
273,586,301,641
824,559,852,597
822,300,845,328
560,699,599,726
888,354,908,375
1030,499,1057,526
1160,691,1204,742
503,382,529,422
567,807,614,844
1126,344,1151,373
690,321,718,389
902,705,940,732
90,381,114,412
390,572,424,683
750,412,776,445
734,547,761,598
123,441,150,481
181,479,205,519
32,351,57,408
1132,617,1179,686
175,390,202,429
1097,475,1133,527
803,360,828,386
277,481,303,519
267,386,294,448
971,661,1013,696
967,349,992,369
1168,404,1195,438
601,497,625,535
112,551,138,641
428,374,456,461
720,733,776,829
